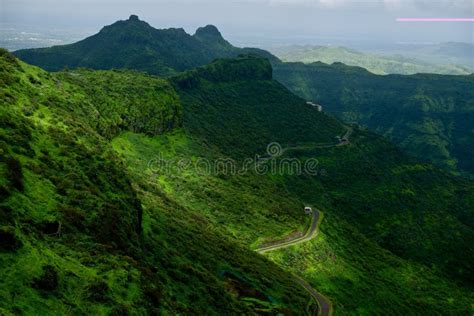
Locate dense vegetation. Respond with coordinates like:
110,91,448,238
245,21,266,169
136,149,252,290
0,49,313,315
271,45,472,75
273,61,474,176
113,130,474,315
4,16,474,313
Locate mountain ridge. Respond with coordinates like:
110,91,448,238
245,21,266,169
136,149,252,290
13,15,275,76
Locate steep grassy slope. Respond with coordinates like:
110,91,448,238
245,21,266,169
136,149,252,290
280,129,474,288
267,211,474,315
13,15,278,76
271,45,472,75
273,61,474,176
0,50,312,315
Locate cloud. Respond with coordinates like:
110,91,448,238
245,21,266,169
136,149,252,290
4,0,473,11
410,0,473,11
262,0,473,12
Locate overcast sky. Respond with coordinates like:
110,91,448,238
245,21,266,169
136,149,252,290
1,0,473,47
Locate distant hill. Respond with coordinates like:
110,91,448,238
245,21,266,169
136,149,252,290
270,45,472,75
373,42,474,70
13,15,278,76
171,55,345,158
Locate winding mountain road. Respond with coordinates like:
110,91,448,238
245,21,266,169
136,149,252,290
286,126,353,152
257,210,321,254
255,210,333,316
254,127,352,315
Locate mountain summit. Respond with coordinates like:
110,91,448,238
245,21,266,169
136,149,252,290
128,14,140,21
194,25,222,39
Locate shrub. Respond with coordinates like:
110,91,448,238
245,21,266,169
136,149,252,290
87,280,110,302
32,265,59,292
0,48,20,68
110,304,130,316
6,157,24,192
0,226,22,251
0,185,10,200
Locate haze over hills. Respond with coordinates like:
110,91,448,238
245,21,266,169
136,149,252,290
370,42,474,70
270,45,473,75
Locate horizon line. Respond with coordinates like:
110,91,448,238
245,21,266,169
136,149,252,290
397,18,474,22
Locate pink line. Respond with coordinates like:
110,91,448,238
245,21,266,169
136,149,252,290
397,18,474,22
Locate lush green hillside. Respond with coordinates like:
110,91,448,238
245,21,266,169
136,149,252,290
4,47,474,314
273,61,474,176
113,130,474,315
13,15,278,76
153,57,474,314
271,45,472,75
0,49,313,315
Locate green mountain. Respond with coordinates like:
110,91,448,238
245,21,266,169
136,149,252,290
171,56,345,158
4,17,474,314
273,61,474,176
270,45,473,75
13,15,276,76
